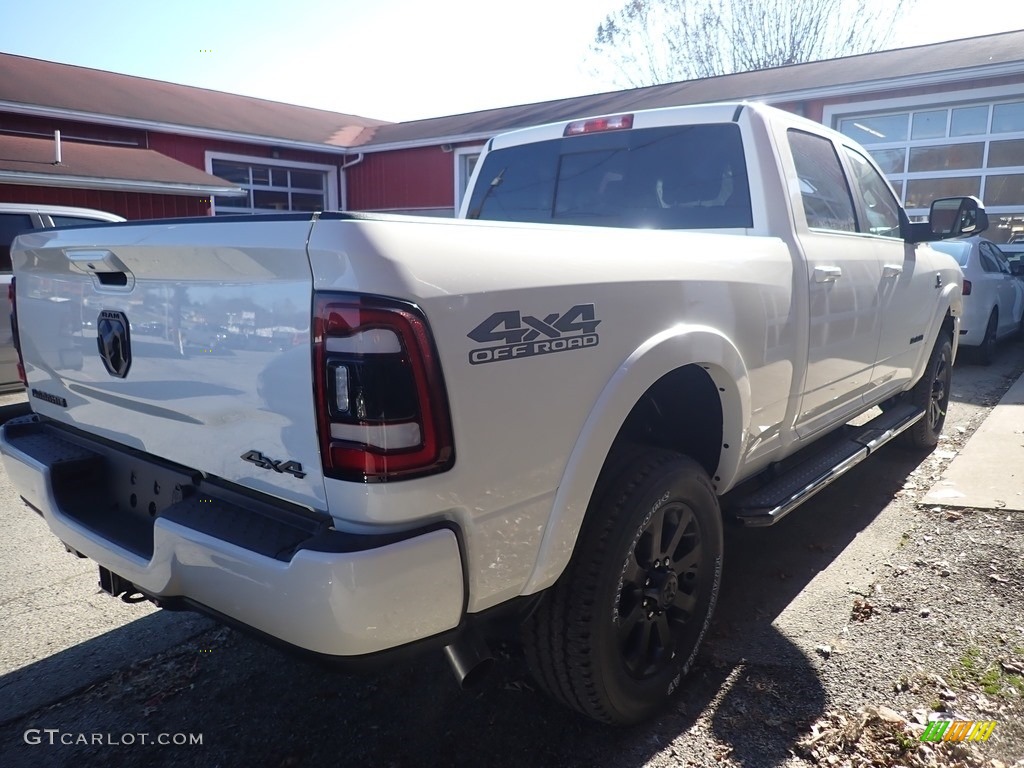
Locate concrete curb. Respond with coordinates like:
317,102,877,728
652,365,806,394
922,373,1024,511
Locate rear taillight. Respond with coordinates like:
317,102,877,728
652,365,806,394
9,278,25,386
313,293,454,482
962,279,972,296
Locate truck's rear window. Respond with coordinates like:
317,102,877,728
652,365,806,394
466,124,752,230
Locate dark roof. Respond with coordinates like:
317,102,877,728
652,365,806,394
0,53,389,147
360,29,1024,148
0,134,242,194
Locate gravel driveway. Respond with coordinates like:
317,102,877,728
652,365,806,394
1,350,1022,768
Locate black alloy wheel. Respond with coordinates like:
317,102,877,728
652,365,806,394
904,334,953,449
522,450,723,725
616,498,703,679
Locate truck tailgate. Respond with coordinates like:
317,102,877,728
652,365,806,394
11,216,326,510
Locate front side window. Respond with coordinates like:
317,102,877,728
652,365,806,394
787,129,857,233
843,148,902,238
466,123,752,230
210,158,330,215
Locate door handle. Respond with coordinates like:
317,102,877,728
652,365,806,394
883,264,903,279
813,266,842,283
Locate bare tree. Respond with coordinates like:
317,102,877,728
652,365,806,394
591,0,911,88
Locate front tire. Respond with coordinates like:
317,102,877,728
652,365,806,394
903,334,953,450
522,450,723,725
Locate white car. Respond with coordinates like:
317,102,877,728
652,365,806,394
0,203,125,390
930,235,1024,364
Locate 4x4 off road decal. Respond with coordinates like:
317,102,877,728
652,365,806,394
467,304,600,365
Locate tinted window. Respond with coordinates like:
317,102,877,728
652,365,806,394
981,242,1010,273
0,213,34,273
49,215,110,228
467,124,753,230
979,248,1000,273
843,148,902,238
787,129,857,233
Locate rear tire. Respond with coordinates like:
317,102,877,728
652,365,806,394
903,335,952,450
522,450,723,725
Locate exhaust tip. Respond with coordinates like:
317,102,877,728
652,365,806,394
443,629,495,690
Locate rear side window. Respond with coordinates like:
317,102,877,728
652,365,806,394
0,213,34,273
788,129,857,233
49,215,110,228
979,248,1000,273
466,124,753,230
981,242,1010,274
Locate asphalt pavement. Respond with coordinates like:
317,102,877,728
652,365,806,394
0,389,211,727
0,363,1021,761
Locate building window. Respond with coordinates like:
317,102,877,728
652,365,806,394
453,146,484,215
206,153,338,215
993,101,1024,133
905,177,982,209
832,94,1024,244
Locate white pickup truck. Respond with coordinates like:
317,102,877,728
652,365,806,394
1,102,986,725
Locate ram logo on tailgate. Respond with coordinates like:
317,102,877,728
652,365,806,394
96,310,131,378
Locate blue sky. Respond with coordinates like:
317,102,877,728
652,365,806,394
0,0,1022,123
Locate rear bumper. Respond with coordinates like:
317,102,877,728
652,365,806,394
0,415,465,657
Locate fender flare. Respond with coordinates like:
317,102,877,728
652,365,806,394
521,325,751,595
914,281,962,382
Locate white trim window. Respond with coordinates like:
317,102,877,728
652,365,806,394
825,88,1024,243
206,152,338,215
453,146,484,215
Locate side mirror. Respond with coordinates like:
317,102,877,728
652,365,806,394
929,196,989,238
906,196,990,243
1011,261,1024,277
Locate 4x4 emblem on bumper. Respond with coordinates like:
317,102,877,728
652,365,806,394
97,310,131,378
